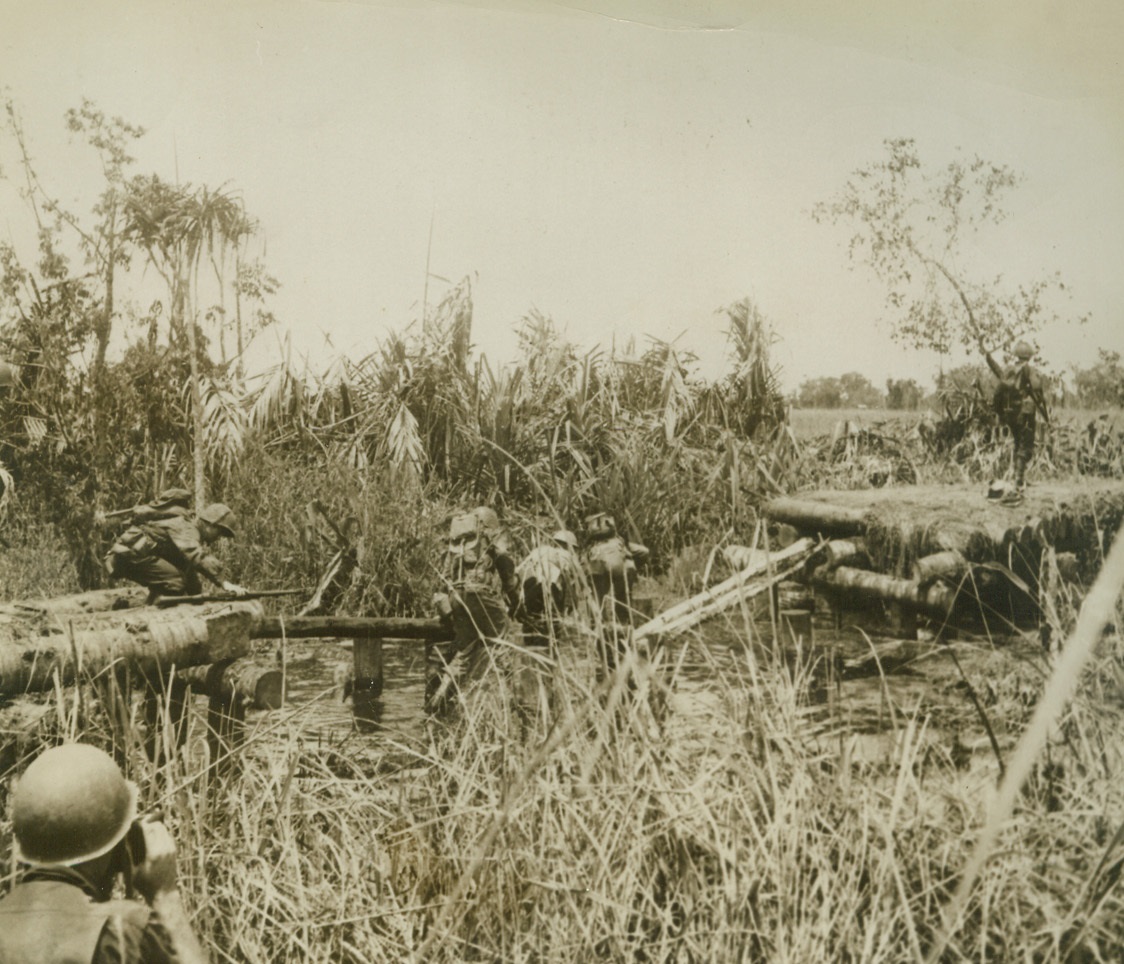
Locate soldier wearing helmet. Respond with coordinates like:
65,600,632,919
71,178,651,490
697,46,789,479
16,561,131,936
426,505,519,713
583,512,649,624
104,502,248,603
982,338,1050,505
0,743,208,964
514,529,584,644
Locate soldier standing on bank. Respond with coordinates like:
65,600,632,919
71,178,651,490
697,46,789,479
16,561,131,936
426,506,519,713
982,338,1050,506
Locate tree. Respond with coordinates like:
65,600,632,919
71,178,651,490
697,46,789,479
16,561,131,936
796,376,844,409
813,138,1081,357
122,176,251,506
1071,349,1124,409
839,372,884,408
886,377,924,410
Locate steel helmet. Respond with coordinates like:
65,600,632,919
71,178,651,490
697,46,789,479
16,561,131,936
472,507,500,531
584,512,617,539
552,529,579,549
12,744,138,866
198,502,237,537
1013,340,1035,360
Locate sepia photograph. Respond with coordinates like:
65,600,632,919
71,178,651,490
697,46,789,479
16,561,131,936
1,1,1123,960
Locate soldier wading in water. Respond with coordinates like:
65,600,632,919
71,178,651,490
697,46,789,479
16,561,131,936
427,506,519,713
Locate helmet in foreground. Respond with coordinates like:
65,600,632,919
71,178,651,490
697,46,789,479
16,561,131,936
12,743,138,866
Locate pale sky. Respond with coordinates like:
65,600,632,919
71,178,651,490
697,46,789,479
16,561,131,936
2,0,1122,391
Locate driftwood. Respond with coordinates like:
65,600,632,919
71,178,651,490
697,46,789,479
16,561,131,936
635,539,815,642
764,498,867,538
0,603,262,697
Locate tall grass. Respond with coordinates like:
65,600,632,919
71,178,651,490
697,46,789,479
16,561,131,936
4,582,1122,962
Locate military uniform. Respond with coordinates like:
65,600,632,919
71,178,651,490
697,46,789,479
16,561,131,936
515,533,584,644
986,342,1048,497
426,508,518,712
583,514,647,625
1,745,201,964
0,867,178,964
105,505,236,599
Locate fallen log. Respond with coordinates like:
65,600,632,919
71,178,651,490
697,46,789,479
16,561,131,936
251,615,452,641
817,539,864,569
912,550,968,585
764,498,867,538
177,658,284,710
635,540,816,642
0,588,146,623
0,603,262,697
813,565,958,620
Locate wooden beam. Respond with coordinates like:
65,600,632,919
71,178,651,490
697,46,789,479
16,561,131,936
251,615,451,641
635,539,816,642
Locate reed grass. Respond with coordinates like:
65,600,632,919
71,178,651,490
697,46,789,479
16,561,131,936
3,582,1122,962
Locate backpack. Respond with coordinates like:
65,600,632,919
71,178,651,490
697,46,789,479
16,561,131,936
992,375,1021,426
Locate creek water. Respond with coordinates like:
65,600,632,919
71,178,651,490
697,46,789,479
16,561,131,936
261,596,1040,775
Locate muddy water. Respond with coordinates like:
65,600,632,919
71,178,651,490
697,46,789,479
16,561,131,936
263,601,1043,773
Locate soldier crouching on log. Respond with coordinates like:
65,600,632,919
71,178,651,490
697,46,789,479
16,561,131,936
0,743,209,964
982,338,1049,507
426,506,519,714
104,502,248,604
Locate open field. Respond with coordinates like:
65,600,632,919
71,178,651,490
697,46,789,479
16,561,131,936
789,407,914,439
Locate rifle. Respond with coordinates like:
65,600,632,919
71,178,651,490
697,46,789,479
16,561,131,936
98,503,137,519
154,588,307,608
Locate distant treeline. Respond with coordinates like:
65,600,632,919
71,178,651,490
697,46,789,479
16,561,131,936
792,349,1124,410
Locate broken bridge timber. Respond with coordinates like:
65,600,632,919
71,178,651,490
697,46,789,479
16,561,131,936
634,538,818,644
765,479,1124,633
